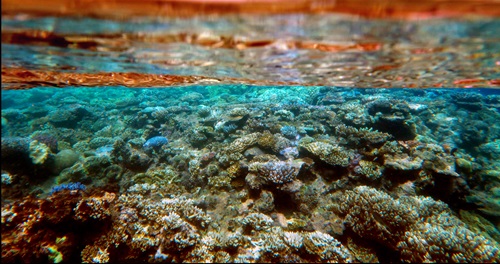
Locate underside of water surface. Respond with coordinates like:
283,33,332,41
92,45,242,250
2,1,500,263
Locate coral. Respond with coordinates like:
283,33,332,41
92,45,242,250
280,125,298,139
459,210,500,243
303,231,352,262
241,213,274,231
227,107,250,121
31,132,58,153
50,182,86,195
143,136,168,149
207,173,233,190
52,149,81,174
254,190,275,213
384,153,423,170
459,120,490,148
280,146,299,160
131,165,181,190
282,231,303,249
81,183,212,262
353,160,383,180
345,237,379,263
110,139,130,164
335,124,392,148
3,76,500,263
29,140,51,165
223,123,239,134
274,109,294,121
366,99,416,140
256,131,277,151
414,143,459,177
180,92,204,103
88,137,115,149
300,141,351,167
331,186,500,262
48,105,90,128
197,105,211,118
1,172,13,185
112,139,151,171
451,92,483,111
226,132,259,154
466,189,500,217
257,160,301,185
74,192,116,221
1,190,110,263
188,126,214,147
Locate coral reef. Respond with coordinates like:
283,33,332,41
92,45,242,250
2,86,500,262
331,186,500,262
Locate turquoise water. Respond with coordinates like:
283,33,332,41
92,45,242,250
2,14,500,263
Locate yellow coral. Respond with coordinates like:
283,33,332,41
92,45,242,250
227,132,260,154
302,141,350,167
29,140,50,165
355,160,383,180
257,131,276,150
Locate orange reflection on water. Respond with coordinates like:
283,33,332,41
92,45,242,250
2,0,500,19
1,67,304,89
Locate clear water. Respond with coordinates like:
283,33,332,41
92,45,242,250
1,14,500,263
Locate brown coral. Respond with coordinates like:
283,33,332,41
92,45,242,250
331,186,500,263
301,141,351,167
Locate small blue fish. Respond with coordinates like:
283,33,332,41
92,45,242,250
143,136,168,149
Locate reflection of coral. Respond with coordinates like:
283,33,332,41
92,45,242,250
331,186,500,262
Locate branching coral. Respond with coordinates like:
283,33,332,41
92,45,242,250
257,161,300,185
331,186,500,262
81,183,212,262
335,124,392,148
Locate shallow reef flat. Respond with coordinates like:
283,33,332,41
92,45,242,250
1,85,500,262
